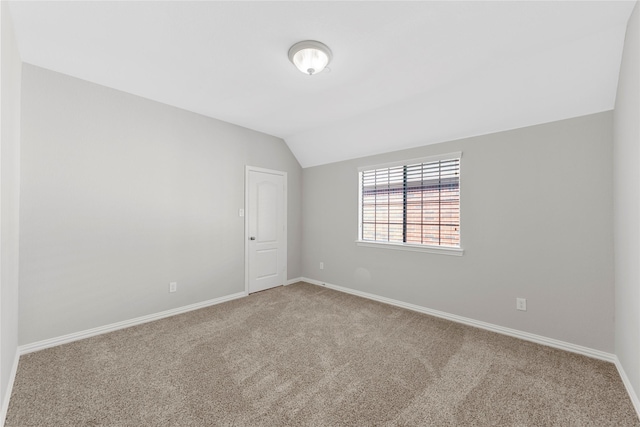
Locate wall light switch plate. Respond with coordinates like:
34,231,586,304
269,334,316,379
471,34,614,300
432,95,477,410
239,209,244,217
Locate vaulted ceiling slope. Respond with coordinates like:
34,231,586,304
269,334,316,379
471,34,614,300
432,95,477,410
8,1,636,168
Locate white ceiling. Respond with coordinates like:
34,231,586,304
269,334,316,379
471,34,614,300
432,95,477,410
8,1,637,168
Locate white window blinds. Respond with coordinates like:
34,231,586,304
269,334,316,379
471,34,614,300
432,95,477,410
360,155,460,248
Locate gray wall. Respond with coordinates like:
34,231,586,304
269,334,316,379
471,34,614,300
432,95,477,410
302,112,614,352
614,1,640,402
1,1,22,413
19,64,302,345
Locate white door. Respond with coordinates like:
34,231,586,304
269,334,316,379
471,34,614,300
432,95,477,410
246,167,287,294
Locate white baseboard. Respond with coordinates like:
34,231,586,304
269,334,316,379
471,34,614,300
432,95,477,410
0,348,20,427
19,291,247,355
286,277,303,285
615,356,640,418
301,277,616,363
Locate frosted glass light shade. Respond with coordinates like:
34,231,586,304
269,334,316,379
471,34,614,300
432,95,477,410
288,41,332,75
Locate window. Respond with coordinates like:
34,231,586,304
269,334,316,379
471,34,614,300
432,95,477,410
358,152,462,255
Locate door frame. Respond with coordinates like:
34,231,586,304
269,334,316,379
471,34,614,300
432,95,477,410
244,166,288,295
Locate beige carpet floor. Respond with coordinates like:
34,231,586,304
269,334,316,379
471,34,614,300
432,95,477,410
5,282,639,426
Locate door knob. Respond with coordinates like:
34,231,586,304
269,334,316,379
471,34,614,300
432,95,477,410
250,236,256,240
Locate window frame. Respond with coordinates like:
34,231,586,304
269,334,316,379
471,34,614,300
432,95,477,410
356,152,464,256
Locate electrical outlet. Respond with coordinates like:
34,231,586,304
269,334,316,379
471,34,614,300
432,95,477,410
169,282,177,293
320,262,324,270
516,297,526,311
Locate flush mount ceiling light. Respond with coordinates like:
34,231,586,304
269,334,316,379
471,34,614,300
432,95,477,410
288,40,332,76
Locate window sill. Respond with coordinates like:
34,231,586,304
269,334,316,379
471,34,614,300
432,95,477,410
355,240,464,256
